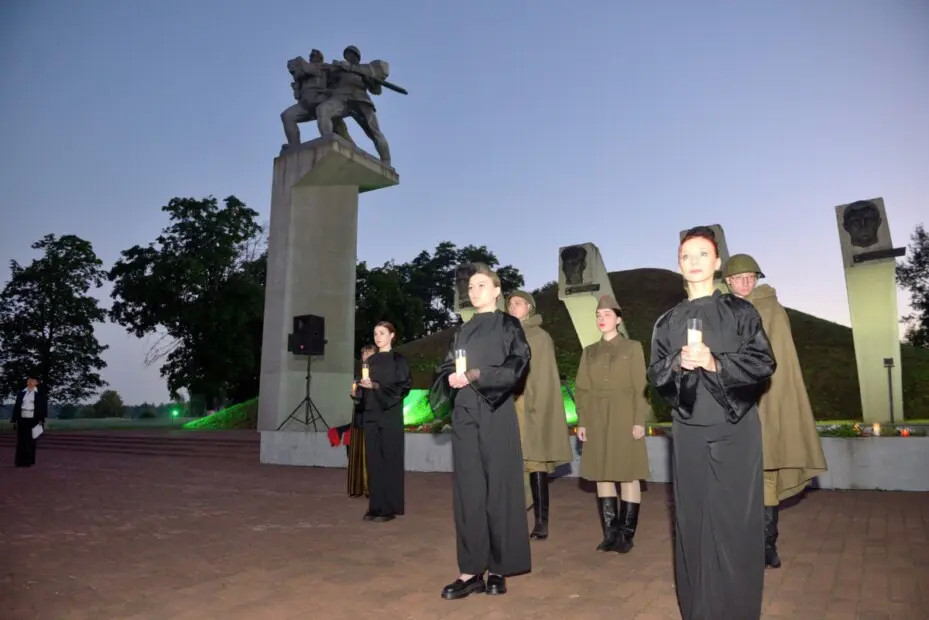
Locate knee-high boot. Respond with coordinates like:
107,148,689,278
614,500,640,553
764,505,781,568
529,472,549,540
596,497,620,551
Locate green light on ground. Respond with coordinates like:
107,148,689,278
401,386,578,427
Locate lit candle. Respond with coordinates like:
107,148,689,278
361,363,369,381
901,428,910,437
872,422,881,436
454,349,467,375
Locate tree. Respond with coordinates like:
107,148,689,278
0,234,108,403
897,224,929,348
92,389,125,418
353,242,524,350
109,196,265,409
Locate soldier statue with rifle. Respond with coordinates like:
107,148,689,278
280,45,406,167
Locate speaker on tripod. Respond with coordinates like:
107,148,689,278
278,314,330,431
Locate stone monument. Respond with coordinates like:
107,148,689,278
834,197,906,423
557,243,629,343
258,45,404,438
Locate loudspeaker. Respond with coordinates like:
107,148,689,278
289,314,325,356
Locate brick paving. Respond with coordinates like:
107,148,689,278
1,438,928,620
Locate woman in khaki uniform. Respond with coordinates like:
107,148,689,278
575,294,650,553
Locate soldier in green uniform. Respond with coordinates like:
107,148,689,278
724,254,828,569
507,291,573,540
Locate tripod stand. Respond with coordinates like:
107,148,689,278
277,354,330,432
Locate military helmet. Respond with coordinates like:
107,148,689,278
344,45,361,59
723,254,765,279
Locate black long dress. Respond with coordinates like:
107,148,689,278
362,350,412,517
436,310,532,577
648,290,776,620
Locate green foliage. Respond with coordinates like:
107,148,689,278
92,389,125,418
109,196,265,409
0,234,108,403
897,224,929,348
57,403,79,420
354,241,524,351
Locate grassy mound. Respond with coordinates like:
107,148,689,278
182,398,258,430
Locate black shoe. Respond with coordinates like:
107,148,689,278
363,511,379,521
614,501,640,554
441,574,486,600
486,573,507,595
373,513,395,522
529,472,549,540
764,505,782,568
596,497,620,551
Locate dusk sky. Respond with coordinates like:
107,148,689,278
1,1,927,405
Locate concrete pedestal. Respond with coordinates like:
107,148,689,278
258,136,398,431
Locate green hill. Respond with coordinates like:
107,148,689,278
396,268,929,422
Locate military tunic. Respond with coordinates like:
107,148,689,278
574,335,651,482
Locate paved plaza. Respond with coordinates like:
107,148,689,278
1,433,928,619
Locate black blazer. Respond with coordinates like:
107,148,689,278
11,388,48,423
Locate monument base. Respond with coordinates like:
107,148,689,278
258,135,398,431
260,431,929,492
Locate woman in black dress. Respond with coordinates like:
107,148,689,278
347,344,377,498
436,264,531,600
358,322,412,522
648,227,776,620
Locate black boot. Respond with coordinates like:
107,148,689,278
596,497,620,551
764,505,781,568
529,472,549,540
614,500,640,553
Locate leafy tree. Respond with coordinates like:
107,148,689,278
354,241,524,350
0,234,108,403
93,389,125,418
897,224,929,348
57,403,79,420
109,196,265,409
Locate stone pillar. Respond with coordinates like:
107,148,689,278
557,242,628,345
258,135,398,431
835,197,905,423
679,223,731,294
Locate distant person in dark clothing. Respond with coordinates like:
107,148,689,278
10,374,48,467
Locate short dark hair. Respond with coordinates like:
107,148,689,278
360,344,377,355
680,226,719,258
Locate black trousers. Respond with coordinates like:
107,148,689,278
672,410,764,620
14,419,39,467
364,413,404,516
451,399,531,576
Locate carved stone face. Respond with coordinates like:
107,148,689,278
455,264,476,308
843,201,883,248
309,49,323,63
560,246,588,286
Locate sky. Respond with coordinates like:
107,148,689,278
1,1,927,405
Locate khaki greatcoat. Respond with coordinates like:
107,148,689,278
747,284,827,501
575,335,650,482
513,314,573,466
